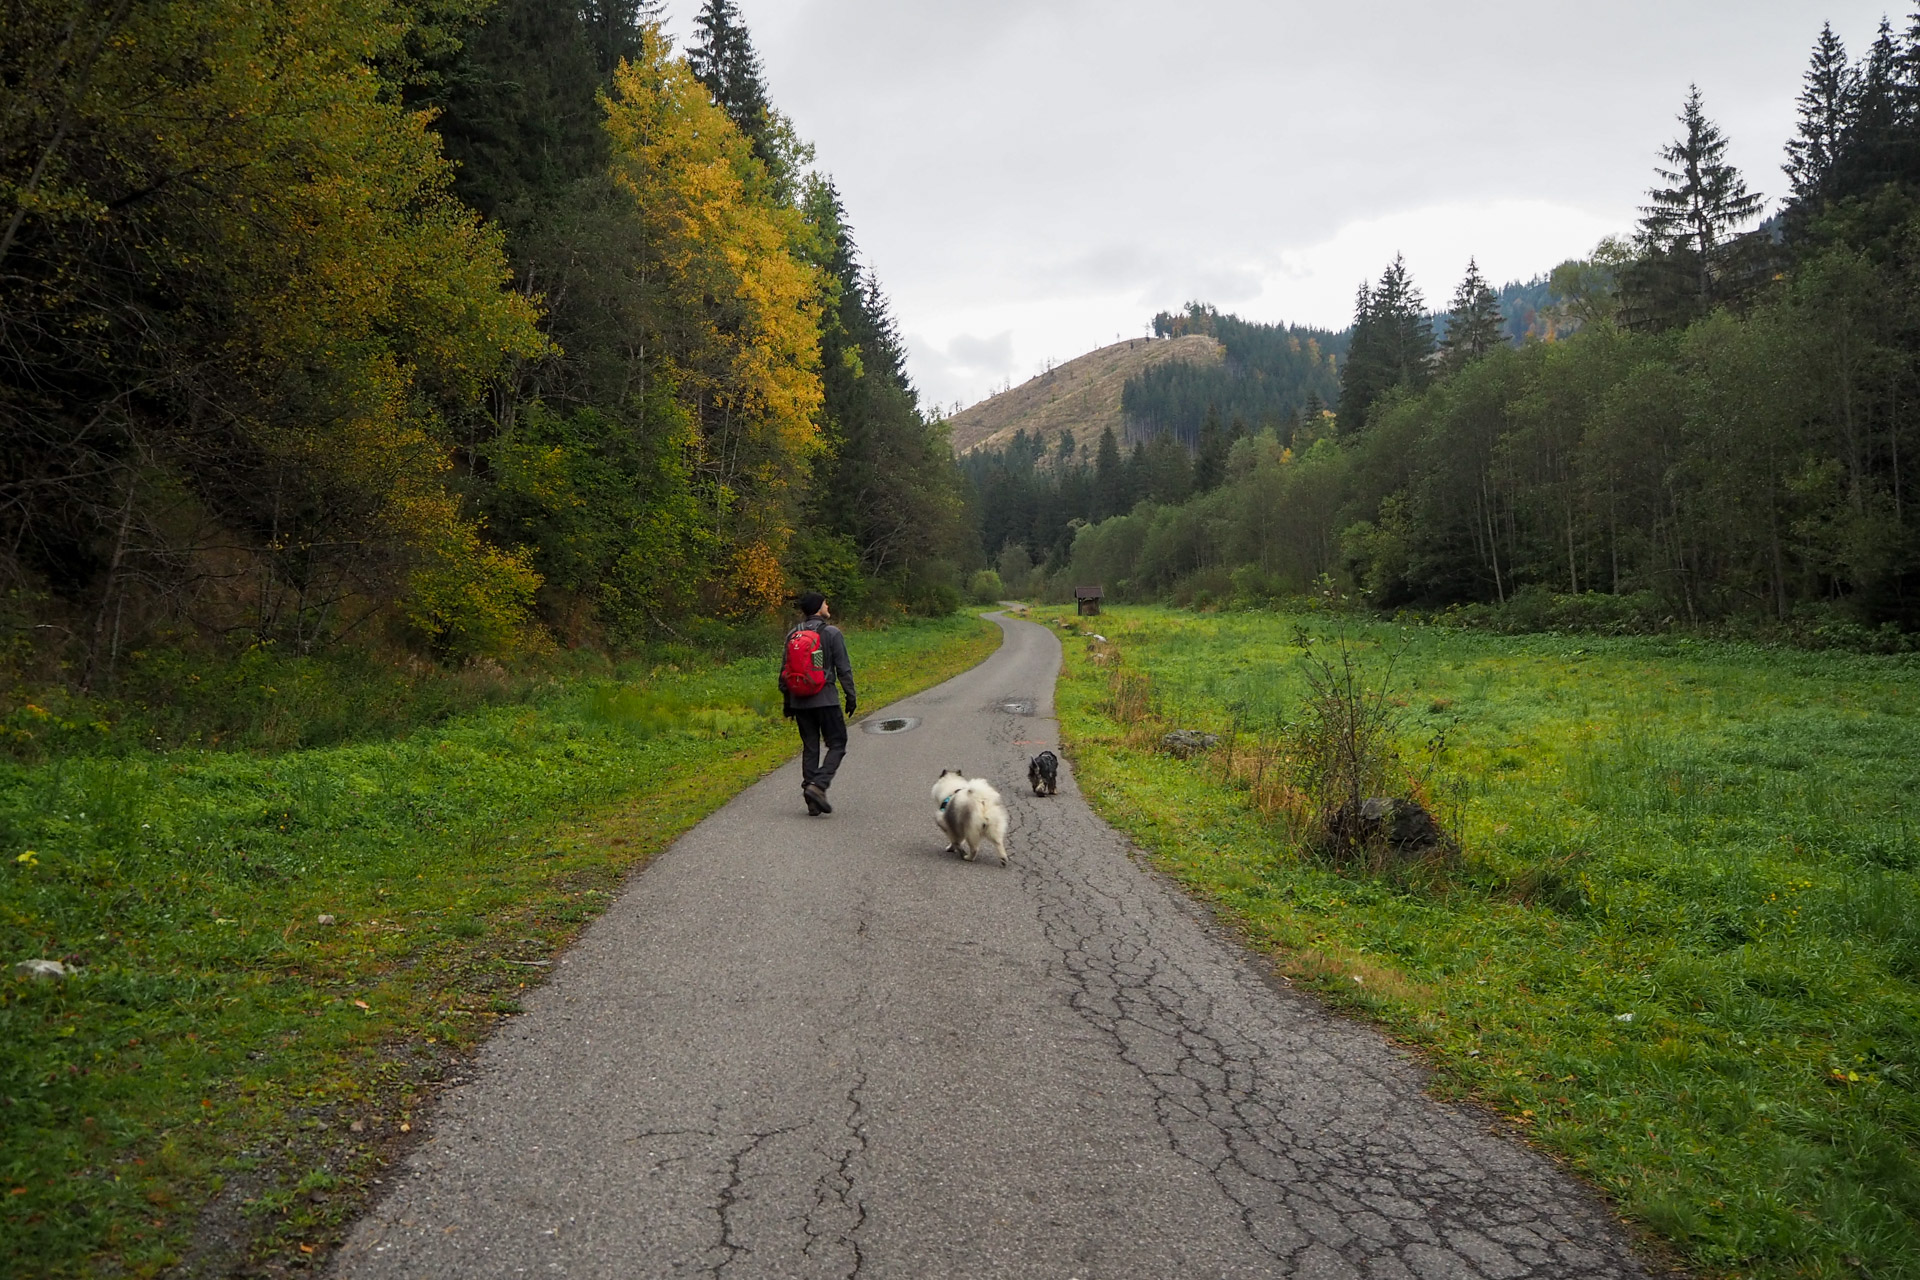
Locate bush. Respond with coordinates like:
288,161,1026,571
1284,629,1454,871
994,544,1033,598
1172,567,1234,608
967,569,1005,605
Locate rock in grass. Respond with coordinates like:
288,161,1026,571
1160,729,1220,759
1325,796,1456,864
316,913,336,926
14,958,77,981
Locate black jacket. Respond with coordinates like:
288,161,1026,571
780,618,856,712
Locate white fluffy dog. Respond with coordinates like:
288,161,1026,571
932,769,1009,866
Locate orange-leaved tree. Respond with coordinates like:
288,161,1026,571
600,26,825,616
0,0,548,664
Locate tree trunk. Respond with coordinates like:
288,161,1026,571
81,475,137,692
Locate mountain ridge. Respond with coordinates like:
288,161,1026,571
946,334,1224,457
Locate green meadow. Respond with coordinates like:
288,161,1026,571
0,614,999,1278
1048,605,1919,1280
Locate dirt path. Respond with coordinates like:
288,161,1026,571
333,613,1647,1279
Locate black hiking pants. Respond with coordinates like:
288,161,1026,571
794,705,848,792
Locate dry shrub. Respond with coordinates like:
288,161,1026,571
1108,667,1151,725
1213,629,1457,875
1218,733,1317,833
1287,629,1456,872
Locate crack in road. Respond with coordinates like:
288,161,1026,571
709,1122,810,1278
800,1069,869,1278
993,699,1650,1278
332,614,1656,1280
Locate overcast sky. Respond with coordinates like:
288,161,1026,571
660,2,1893,414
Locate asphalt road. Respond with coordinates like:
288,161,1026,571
334,613,1649,1279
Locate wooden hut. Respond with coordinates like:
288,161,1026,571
1074,585,1104,617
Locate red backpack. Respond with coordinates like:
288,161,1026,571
780,623,829,696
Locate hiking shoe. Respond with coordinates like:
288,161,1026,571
804,783,832,815
802,787,822,816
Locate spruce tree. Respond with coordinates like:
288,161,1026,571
798,176,961,583
1785,23,1856,211
1125,441,1150,508
1144,430,1192,505
1092,426,1125,520
429,0,611,228
1336,281,1378,435
580,1,659,75
1375,255,1434,389
1442,258,1504,370
689,0,772,152
1192,408,1229,493
1338,256,1432,434
1894,13,1920,180
1637,85,1763,302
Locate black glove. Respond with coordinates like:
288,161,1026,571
843,695,856,717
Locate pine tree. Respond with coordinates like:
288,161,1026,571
689,0,771,150
1125,441,1150,508
1192,408,1229,493
1785,23,1856,211
429,0,612,228
1637,85,1764,302
1336,281,1377,435
1374,255,1434,388
1338,256,1432,434
580,1,660,75
1894,12,1920,178
1092,426,1124,520
1442,258,1503,371
1144,430,1192,505
798,177,961,583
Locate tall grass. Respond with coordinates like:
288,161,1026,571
1050,606,1920,1280
0,612,1000,1277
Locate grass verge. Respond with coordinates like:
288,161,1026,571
1046,605,1918,1280
1,612,1000,1278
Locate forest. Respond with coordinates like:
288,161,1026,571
0,0,968,696
981,18,1920,643
961,305,1344,588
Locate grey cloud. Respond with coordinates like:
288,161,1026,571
944,331,1015,371
905,329,1019,410
677,1,1890,405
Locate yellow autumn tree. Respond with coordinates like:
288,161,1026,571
600,28,826,614
1,0,547,661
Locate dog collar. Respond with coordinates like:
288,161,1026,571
939,795,951,810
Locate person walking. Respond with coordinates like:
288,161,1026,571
779,591,856,815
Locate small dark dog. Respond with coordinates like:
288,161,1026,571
1028,750,1059,796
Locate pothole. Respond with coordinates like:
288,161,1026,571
999,698,1034,716
862,716,920,735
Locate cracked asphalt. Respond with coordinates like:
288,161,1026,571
334,613,1650,1279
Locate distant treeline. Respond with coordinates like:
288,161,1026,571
1,0,966,687
979,17,1920,638
1120,305,1345,444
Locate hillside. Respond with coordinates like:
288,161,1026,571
946,333,1223,456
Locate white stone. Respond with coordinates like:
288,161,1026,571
13,958,75,981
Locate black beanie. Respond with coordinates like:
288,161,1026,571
796,591,827,617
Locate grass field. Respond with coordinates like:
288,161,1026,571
0,613,1000,1278
1045,605,1919,1280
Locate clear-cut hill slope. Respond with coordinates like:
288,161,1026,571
947,333,1223,456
